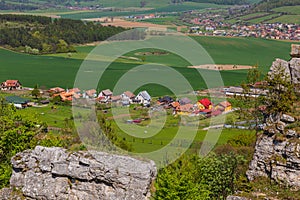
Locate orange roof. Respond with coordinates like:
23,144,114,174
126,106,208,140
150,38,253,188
2,80,20,87
171,101,180,108
69,88,81,93
179,104,194,112
218,101,231,108
123,91,135,98
49,87,65,93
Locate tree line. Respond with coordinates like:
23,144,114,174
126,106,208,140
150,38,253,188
0,15,131,54
0,0,39,10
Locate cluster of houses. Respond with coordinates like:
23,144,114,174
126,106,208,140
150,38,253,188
0,80,233,117
157,96,232,117
190,15,300,41
48,87,152,107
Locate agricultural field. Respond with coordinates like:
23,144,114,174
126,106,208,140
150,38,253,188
141,16,179,25
272,6,300,15
60,3,226,20
247,13,280,24
266,14,300,24
1,36,298,96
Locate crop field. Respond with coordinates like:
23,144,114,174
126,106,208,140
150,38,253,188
272,6,300,15
60,3,225,20
1,37,298,96
247,13,281,24
141,16,178,25
266,15,300,24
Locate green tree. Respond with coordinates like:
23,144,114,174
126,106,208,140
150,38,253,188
0,99,42,188
263,64,296,122
154,153,240,200
31,84,40,99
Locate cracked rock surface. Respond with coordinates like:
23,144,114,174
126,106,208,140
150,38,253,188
0,146,157,200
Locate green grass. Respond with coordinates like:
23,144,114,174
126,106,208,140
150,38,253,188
141,16,178,25
238,12,269,20
272,6,300,15
247,13,281,24
266,15,300,24
18,104,73,128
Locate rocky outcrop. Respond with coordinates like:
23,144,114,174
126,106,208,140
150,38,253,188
291,44,300,58
1,146,157,200
269,44,300,85
226,195,249,200
246,114,300,189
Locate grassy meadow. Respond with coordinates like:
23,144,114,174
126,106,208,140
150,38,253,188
1,36,299,96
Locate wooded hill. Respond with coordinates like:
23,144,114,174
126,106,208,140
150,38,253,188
0,14,126,54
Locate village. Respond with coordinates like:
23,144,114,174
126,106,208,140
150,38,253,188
0,79,268,122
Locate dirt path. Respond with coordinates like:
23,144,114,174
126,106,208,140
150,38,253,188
84,17,171,29
188,64,254,71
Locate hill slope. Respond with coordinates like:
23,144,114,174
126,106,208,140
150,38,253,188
254,0,300,11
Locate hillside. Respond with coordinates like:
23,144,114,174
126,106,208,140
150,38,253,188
254,0,300,11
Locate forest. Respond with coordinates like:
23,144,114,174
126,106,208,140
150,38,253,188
0,14,130,54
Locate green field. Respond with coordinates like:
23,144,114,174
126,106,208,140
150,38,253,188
60,3,225,19
141,16,178,25
1,36,298,96
247,13,281,24
272,6,300,15
15,99,254,153
266,14,300,24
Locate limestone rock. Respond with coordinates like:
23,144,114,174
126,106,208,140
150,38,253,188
291,44,300,58
268,58,290,79
268,45,300,86
247,133,300,188
281,114,295,123
3,146,157,200
289,58,300,85
226,196,249,200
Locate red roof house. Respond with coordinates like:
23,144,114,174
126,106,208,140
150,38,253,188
198,98,212,109
1,80,22,90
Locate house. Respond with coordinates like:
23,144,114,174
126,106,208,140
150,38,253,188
179,97,191,105
157,96,174,105
48,87,65,94
98,89,113,101
170,101,180,114
111,95,121,102
135,91,151,106
198,98,212,110
121,91,135,103
83,89,97,99
218,101,232,112
1,80,22,90
6,96,29,109
69,88,81,94
178,103,194,115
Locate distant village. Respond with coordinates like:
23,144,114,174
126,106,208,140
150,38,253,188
190,21,300,41
0,79,268,120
